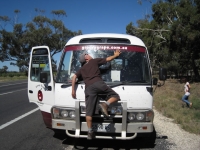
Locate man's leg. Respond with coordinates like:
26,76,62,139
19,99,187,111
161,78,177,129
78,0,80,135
107,96,119,104
86,116,92,129
99,96,119,117
98,82,120,117
86,115,95,140
85,85,97,140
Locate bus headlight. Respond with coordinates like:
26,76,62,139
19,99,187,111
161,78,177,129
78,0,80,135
136,113,145,120
69,110,76,118
128,113,135,121
110,106,122,115
51,107,75,120
80,106,86,113
61,110,68,118
127,110,154,122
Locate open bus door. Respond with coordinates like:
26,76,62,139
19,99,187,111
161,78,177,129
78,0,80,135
28,46,55,127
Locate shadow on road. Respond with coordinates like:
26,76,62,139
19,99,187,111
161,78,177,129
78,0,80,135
72,137,155,150
53,129,159,150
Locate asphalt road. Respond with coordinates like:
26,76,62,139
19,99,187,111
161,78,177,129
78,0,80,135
0,80,174,150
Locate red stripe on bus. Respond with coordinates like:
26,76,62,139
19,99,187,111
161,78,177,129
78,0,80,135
64,45,145,52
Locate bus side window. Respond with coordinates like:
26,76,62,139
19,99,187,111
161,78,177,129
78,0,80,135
31,63,40,82
30,56,51,82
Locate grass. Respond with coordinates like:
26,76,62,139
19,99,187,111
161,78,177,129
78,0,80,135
153,79,200,135
0,76,27,82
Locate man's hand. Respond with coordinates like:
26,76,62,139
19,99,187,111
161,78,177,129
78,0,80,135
71,74,77,99
106,49,121,62
72,90,76,99
114,49,121,57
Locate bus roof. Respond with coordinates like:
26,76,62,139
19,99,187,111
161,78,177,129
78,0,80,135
65,33,146,47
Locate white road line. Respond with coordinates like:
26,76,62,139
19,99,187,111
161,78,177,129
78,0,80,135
0,108,39,130
0,82,27,87
0,88,27,95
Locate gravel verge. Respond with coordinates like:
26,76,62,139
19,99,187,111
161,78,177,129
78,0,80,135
153,109,200,150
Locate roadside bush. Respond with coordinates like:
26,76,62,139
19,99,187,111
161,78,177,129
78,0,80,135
0,73,27,81
2,73,7,77
16,73,21,77
9,74,14,77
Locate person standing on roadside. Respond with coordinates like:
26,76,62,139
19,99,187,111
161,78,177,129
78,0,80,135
71,49,121,140
182,82,192,107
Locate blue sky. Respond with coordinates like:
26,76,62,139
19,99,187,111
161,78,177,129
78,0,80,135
0,0,155,71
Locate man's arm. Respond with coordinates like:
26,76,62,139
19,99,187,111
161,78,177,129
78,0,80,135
106,49,121,62
71,74,77,99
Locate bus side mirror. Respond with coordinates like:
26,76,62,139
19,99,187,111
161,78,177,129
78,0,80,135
40,72,48,83
159,68,167,81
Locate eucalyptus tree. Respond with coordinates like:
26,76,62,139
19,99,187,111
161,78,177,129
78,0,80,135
157,0,200,79
0,11,30,72
127,0,200,79
0,9,82,72
0,66,8,73
126,16,171,73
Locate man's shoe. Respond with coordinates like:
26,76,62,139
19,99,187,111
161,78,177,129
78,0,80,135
99,102,109,117
87,131,95,140
190,103,193,107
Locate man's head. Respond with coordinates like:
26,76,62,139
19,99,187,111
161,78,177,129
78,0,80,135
79,51,93,64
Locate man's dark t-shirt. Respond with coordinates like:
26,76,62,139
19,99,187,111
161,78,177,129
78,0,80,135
75,58,107,88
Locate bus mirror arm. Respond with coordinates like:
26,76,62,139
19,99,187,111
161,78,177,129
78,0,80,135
157,80,165,86
153,79,165,93
153,77,165,86
40,72,52,91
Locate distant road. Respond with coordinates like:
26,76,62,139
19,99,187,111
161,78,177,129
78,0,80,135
0,79,27,95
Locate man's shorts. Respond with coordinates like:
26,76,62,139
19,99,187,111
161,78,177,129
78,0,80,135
85,80,120,116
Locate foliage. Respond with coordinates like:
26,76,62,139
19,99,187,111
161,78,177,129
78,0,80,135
8,74,14,77
0,72,26,77
0,73,27,82
126,0,200,80
0,9,82,72
0,65,8,73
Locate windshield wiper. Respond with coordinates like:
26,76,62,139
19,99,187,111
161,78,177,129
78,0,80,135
107,81,147,87
61,83,72,88
126,80,147,83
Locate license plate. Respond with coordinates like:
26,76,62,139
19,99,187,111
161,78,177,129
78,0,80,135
92,123,111,131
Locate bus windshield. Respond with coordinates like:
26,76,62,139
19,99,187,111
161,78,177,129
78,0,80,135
56,45,151,85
